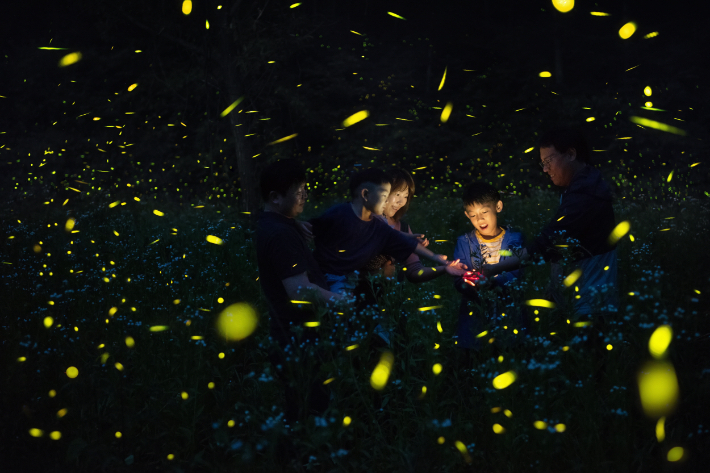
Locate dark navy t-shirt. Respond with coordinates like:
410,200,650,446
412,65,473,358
256,211,328,343
310,203,418,276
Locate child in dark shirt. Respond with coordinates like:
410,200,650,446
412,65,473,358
310,168,466,294
453,182,525,351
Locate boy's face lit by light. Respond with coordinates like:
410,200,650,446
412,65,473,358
363,182,391,216
464,201,503,237
383,186,408,218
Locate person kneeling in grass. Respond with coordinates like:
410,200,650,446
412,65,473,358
368,167,463,284
453,182,525,352
256,159,344,426
310,167,467,295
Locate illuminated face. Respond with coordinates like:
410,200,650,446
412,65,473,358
540,146,575,187
363,182,391,216
464,201,503,237
272,182,307,218
384,186,409,218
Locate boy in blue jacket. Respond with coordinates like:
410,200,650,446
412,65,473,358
453,182,525,350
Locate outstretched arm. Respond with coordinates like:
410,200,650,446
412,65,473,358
482,248,528,278
282,272,345,305
413,244,467,276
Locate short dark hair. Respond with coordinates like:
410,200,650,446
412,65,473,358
349,168,391,199
462,182,501,208
538,127,591,164
388,168,416,222
259,159,307,201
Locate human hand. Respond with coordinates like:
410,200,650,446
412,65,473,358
296,221,313,241
463,270,486,287
444,259,468,277
414,234,430,247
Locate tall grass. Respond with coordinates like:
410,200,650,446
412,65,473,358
2,190,709,472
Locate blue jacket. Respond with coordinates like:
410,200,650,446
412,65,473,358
453,226,524,292
452,226,525,349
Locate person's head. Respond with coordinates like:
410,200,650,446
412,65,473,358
349,168,391,216
462,182,503,237
538,127,590,187
383,168,415,221
260,159,308,218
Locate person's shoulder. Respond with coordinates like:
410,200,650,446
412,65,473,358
502,226,524,242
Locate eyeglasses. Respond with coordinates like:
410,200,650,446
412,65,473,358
539,153,559,170
295,188,308,199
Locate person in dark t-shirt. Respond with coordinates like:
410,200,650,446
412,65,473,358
256,159,343,425
309,168,467,293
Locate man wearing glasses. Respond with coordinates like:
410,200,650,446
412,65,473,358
484,127,619,319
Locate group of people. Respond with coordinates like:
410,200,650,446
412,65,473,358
255,127,619,424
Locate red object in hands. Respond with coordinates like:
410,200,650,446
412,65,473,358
463,270,485,286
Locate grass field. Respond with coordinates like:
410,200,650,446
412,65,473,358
2,190,709,472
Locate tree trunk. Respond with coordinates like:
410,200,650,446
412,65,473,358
219,8,260,212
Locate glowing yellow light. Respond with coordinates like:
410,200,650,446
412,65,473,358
343,416,352,426
206,235,223,245
638,361,679,417
220,97,244,117
667,170,674,182
555,424,566,432
552,0,574,13
208,382,215,389
115,431,122,438
64,218,75,232
644,31,659,39
127,83,138,91
534,420,547,430
29,428,44,437
65,366,79,378
476,330,489,339
109,307,118,316
57,408,67,418
539,71,552,78
291,300,312,304
574,321,591,327
643,86,653,96
437,436,445,444
153,209,164,217
167,454,175,460
524,147,534,153
440,102,453,123
218,352,225,359
504,409,513,418
492,424,505,434
33,244,42,253
387,12,406,20
342,110,369,127
346,344,359,351
455,440,472,463
149,326,169,332
109,201,120,208
590,11,610,16
267,133,298,146
563,269,582,287
656,416,666,442
432,363,443,375
125,336,135,348
586,117,595,122
44,316,54,328
667,446,684,462
370,351,394,390
191,336,203,340
436,321,443,333
115,362,124,371
216,303,258,341
418,306,442,312
290,3,302,8
181,391,189,400
525,299,555,308
182,0,192,15
438,66,447,91
206,20,209,29
492,371,517,389
619,22,637,39
17,357,26,362
49,390,56,398
606,344,613,350
323,377,335,385
649,325,673,359
58,52,82,67
608,220,631,245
